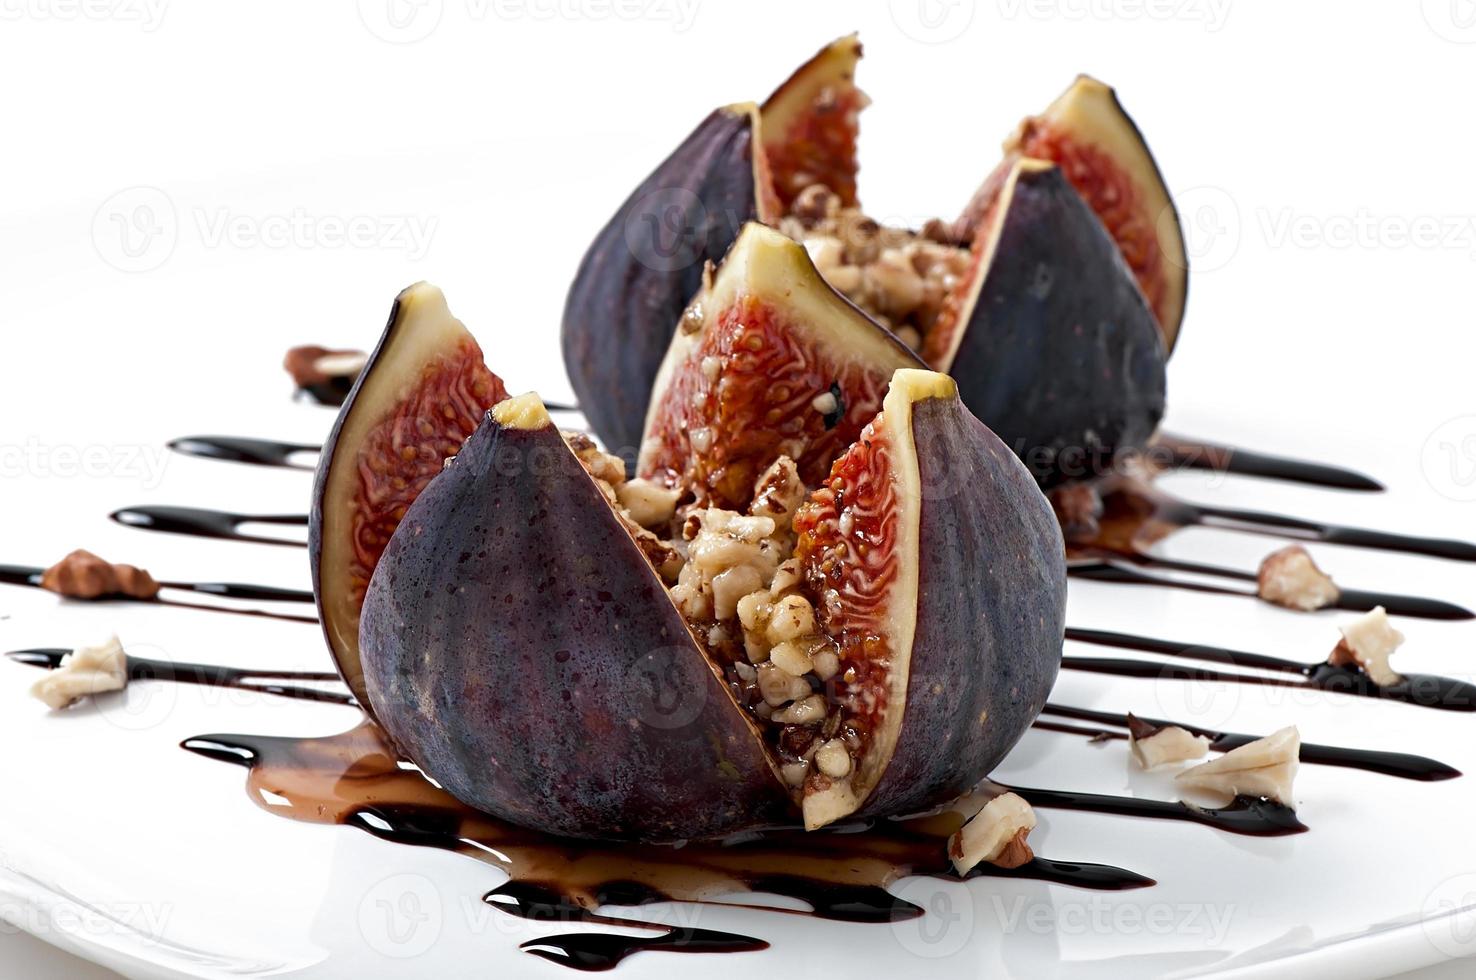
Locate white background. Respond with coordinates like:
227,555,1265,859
2,1,1476,977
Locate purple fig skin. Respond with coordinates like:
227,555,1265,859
947,164,1166,488
562,105,768,456
859,394,1066,818
358,405,792,843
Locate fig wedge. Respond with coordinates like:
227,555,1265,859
959,74,1188,350
562,103,779,455
310,283,508,711
924,159,1166,486
640,222,921,510
358,367,1064,841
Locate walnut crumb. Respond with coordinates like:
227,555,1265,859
1257,545,1339,611
949,791,1037,874
1328,606,1404,687
29,635,129,710
40,549,160,601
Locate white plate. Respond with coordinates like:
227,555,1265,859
3,382,1476,979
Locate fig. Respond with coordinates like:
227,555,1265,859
357,368,1065,842
310,283,508,711
957,75,1188,350
562,37,1168,485
639,222,921,511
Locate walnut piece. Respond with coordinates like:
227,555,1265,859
40,549,160,600
1176,726,1300,806
283,345,367,389
1127,713,1211,769
30,635,129,710
1329,606,1405,687
949,791,1037,874
1257,545,1339,611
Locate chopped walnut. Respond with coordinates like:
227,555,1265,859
949,792,1037,874
616,478,681,530
283,345,366,389
781,183,970,355
29,635,129,710
1329,606,1404,687
40,550,160,601
1127,713,1210,769
1176,726,1300,807
1257,545,1339,611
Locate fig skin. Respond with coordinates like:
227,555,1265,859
358,396,791,843
938,161,1166,487
562,104,775,456
856,383,1066,818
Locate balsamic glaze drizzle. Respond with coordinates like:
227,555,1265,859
7,648,352,705
1067,560,1475,621
1063,627,1476,713
1151,433,1384,492
169,436,319,470
1035,702,1461,781
110,506,309,548
0,563,314,623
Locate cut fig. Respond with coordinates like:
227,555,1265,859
760,34,865,211
958,75,1188,350
563,36,1172,486
310,283,508,711
562,103,778,456
639,222,920,511
357,371,1065,842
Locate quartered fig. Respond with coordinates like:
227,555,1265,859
310,283,508,711
356,355,1064,841
640,222,920,510
958,74,1188,350
563,35,1172,486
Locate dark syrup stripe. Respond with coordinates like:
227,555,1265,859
169,436,319,470
1062,626,1476,712
7,648,352,706
1153,433,1384,492
110,506,308,547
1036,701,1460,781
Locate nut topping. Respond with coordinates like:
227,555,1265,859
949,792,1037,874
1257,545,1339,611
29,635,129,710
1176,726,1300,807
40,549,160,601
1329,606,1405,687
1127,713,1211,769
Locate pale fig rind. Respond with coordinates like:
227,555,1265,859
853,373,1066,818
562,104,774,455
358,400,791,843
940,161,1166,487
